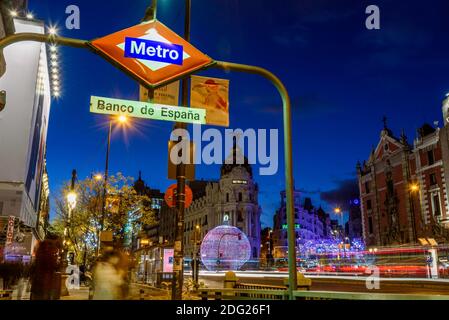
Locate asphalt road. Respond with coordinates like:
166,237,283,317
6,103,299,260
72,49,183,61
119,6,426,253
195,272,449,295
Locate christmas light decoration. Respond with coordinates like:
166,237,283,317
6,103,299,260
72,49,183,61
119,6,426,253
200,225,251,271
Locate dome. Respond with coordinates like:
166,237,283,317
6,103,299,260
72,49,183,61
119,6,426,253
200,225,251,271
220,137,253,178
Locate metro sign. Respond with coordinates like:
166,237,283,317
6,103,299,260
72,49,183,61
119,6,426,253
89,20,213,88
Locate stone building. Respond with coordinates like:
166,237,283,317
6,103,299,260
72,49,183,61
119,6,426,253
183,143,262,261
0,5,53,261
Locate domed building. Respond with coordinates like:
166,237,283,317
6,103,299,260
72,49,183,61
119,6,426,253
183,140,262,264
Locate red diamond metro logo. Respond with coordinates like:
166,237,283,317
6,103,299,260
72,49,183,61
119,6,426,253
89,20,213,88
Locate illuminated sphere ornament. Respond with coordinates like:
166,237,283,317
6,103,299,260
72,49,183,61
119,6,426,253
200,225,251,271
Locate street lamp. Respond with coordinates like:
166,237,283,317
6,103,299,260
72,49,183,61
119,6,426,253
409,182,420,243
64,170,77,254
268,229,273,268
334,207,344,239
140,238,150,284
192,225,200,289
98,115,128,256
61,170,77,296
67,191,77,211
118,115,127,123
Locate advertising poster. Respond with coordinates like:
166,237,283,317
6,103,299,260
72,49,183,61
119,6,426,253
163,248,174,273
190,75,230,127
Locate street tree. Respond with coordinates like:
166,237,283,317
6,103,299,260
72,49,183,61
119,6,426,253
52,173,156,266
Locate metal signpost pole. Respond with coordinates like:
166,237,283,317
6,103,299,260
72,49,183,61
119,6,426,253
210,61,297,298
172,0,191,300
98,120,112,256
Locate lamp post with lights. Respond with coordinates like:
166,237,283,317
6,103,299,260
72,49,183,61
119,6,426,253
61,169,77,296
334,207,345,239
409,182,420,243
192,224,200,289
97,115,128,256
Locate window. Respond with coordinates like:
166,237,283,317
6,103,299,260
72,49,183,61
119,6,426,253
367,200,372,210
226,193,229,202
203,215,208,226
238,210,244,222
427,150,435,165
238,192,243,202
432,193,441,217
384,144,389,151
253,247,257,258
387,179,394,195
365,182,370,194
430,173,437,186
368,217,374,235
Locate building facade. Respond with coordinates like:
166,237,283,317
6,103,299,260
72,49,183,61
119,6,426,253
183,144,262,261
358,99,449,247
272,190,329,258
133,171,165,247
0,10,52,261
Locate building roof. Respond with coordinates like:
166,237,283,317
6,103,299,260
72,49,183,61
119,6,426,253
220,136,253,178
188,179,215,200
417,123,436,138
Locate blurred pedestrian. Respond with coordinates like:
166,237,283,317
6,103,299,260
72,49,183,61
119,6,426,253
116,250,130,299
91,250,124,300
30,237,61,300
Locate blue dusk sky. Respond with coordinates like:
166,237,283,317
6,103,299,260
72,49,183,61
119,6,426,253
26,0,449,227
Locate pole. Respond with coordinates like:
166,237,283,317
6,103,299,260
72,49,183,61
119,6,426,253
144,246,148,284
98,120,112,256
211,61,297,299
172,0,191,300
193,230,197,288
409,187,417,243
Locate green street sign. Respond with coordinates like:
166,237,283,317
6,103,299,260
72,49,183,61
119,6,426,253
90,96,206,124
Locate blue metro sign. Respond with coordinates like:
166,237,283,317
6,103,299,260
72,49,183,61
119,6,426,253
124,37,183,66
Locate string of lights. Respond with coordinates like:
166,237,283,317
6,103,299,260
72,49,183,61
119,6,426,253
8,8,61,98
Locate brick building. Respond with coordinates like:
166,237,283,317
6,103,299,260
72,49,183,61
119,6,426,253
357,98,449,247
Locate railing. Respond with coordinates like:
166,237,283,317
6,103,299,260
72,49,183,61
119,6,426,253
199,288,288,300
234,282,287,291
293,290,449,300
198,288,449,300
233,283,287,300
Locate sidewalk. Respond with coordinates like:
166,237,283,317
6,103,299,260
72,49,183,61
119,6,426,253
17,283,199,300
61,287,90,300
60,283,176,300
